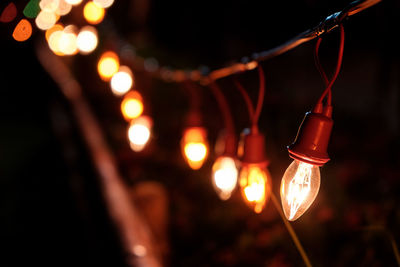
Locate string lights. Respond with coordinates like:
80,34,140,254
235,67,272,213
7,0,380,222
280,25,345,221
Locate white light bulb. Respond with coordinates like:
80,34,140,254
280,160,321,221
212,156,238,200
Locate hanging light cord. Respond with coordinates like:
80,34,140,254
234,65,266,133
315,24,345,108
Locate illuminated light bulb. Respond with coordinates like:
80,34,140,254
35,10,57,30
93,0,114,8
181,127,209,170
83,1,105,25
121,91,144,121
239,164,271,213
212,156,238,200
12,19,32,42
280,160,320,221
97,51,119,81
128,116,152,152
55,0,72,16
110,66,134,96
65,0,82,6
77,26,98,54
39,0,59,12
280,109,333,221
45,23,63,41
58,29,78,55
238,129,272,213
48,29,64,55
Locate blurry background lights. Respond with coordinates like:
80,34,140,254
83,1,105,24
64,0,82,6
77,26,98,54
55,0,72,16
93,0,114,8
212,156,238,200
35,10,58,30
128,116,152,152
110,66,134,96
121,91,144,121
181,127,209,170
39,0,60,12
97,51,119,81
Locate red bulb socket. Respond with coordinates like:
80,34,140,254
288,111,333,166
241,130,268,166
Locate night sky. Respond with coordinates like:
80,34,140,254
1,0,399,266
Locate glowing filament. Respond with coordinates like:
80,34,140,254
239,165,271,213
280,160,321,221
128,116,152,152
212,156,238,200
181,127,208,170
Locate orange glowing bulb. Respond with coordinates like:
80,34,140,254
212,156,238,200
128,116,152,152
121,91,143,121
97,51,119,81
83,1,105,24
239,164,271,213
181,127,209,170
280,160,320,221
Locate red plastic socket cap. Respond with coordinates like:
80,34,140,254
241,129,268,166
288,111,333,166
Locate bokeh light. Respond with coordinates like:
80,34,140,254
121,91,144,121
35,10,57,30
110,66,134,96
83,1,105,24
77,26,98,54
12,19,32,42
0,2,17,23
128,116,152,152
181,127,209,170
97,51,119,81
64,0,82,6
55,0,72,16
39,0,59,12
93,0,114,8
45,24,63,41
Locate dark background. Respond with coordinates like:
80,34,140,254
1,0,399,266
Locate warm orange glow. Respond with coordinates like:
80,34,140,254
239,164,271,213
58,31,77,55
280,160,321,221
212,156,238,200
128,116,152,152
181,127,209,170
12,19,32,42
93,0,114,8
83,1,105,24
45,24,63,41
77,26,98,54
97,51,119,81
35,10,58,30
121,91,144,121
110,66,134,96
48,29,65,55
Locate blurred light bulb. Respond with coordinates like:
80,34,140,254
55,0,72,16
83,1,105,24
128,116,152,152
121,91,143,120
181,127,209,170
35,10,57,30
58,29,77,55
212,156,238,200
239,164,271,213
48,28,64,55
65,0,82,5
110,66,133,96
97,51,119,81
77,26,98,54
280,160,320,221
93,0,114,8
39,0,59,12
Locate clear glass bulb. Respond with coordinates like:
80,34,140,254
239,164,272,213
212,156,238,200
280,160,320,221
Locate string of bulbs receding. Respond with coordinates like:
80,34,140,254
28,0,380,224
